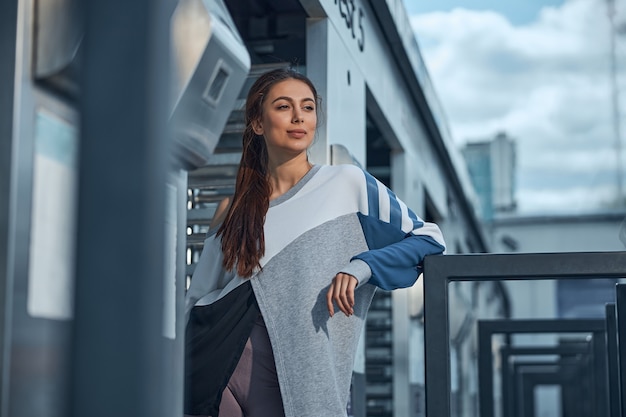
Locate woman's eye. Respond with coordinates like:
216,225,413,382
277,104,290,110
303,106,315,111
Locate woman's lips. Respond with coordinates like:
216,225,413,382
287,129,307,139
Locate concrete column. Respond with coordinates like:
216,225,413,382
71,0,173,415
0,0,18,413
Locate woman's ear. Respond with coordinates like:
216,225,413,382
252,118,264,135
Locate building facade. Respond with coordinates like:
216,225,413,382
185,2,505,416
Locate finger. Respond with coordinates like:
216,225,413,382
326,279,335,317
347,276,357,310
343,274,357,315
336,274,353,316
332,275,348,316
329,275,345,316
338,275,351,316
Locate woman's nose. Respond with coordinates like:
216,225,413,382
292,109,303,123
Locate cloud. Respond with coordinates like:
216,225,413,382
410,0,626,214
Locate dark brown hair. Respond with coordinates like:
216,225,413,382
217,68,320,277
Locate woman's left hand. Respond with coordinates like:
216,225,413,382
327,273,358,317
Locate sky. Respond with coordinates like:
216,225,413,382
404,0,626,214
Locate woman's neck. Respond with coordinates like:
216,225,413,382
267,154,313,200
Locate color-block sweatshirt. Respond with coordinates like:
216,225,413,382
184,164,446,417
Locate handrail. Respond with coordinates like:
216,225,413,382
422,251,626,417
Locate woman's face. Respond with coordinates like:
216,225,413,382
253,78,317,161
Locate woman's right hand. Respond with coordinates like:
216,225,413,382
326,273,358,317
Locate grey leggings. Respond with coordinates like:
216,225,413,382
218,315,285,417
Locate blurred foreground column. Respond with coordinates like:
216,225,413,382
71,0,172,415
0,0,17,411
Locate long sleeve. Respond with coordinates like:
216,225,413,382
339,169,446,291
184,230,239,322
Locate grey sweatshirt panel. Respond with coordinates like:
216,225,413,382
250,213,376,417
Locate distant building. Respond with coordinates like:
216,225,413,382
461,132,517,220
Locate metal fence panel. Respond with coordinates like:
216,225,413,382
423,252,626,417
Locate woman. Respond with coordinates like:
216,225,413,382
184,68,446,417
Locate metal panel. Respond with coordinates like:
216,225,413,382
2,0,80,414
32,0,250,169
170,0,250,169
32,0,82,97
70,0,171,415
422,252,626,417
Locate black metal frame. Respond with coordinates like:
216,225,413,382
478,319,607,417
500,344,592,417
516,365,576,417
515,358,593,417
606,303,620,417
516,363,558,417
616,284,626,417
422,252,626,417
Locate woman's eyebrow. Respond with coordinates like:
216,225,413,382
271,96,315,104
271,96,293,104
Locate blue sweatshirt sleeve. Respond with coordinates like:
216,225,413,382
339,170,446,291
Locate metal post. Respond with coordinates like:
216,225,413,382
501,350,512,417
592,326,610,417
0,0,18,413
423,256,451,417
71,0,171,415
478,321,495,417
617,284,626,417
607,303,620,417
520,371,536,417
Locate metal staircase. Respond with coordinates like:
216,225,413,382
365,290,394,416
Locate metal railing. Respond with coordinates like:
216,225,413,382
479,318,606,417
422,252,626,417
617,284,626,416
500,342,594,417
